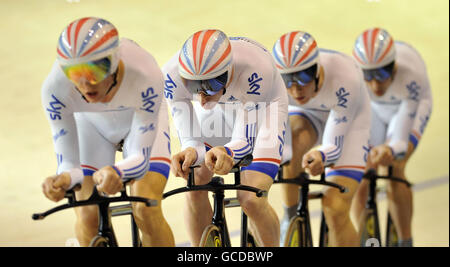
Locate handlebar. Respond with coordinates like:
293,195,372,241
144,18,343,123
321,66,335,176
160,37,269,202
363,167,412,187
163,176,267,199
276,162,346,193
32,182,157,221
275,172,347,193
164,154,267,199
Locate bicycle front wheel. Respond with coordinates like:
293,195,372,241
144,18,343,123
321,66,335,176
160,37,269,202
386,212,399,247
246,231,259,247
89,236,110,247
359,209,381,247
284,216,312,247
199,225,223,247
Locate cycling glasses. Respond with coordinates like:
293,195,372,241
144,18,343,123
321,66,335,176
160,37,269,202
281,64,318,88
62,56,112,85
184,71,228,96
363,61,395,82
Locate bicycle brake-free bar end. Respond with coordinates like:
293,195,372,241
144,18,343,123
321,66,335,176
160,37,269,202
257,190,268,197
32,214,44,220
146,199,159,207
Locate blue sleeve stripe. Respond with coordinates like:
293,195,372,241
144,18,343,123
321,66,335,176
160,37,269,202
123,147,150,172
123,166,148,177
325,136,344,162
409,133,419,148
245,123,256,151
122,147,151,179
123,157,147,173
234,143,250,153
234,147,252,157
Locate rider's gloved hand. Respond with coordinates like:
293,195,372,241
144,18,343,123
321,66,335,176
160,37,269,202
42,172,72,202
369,144,394,167
302,150,325,176
171,147,198,179
93,166,123,195
205,146,234,175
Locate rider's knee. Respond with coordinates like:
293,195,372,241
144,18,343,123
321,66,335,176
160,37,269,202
238,191,265,216
133,202,163,228
322,190,352,219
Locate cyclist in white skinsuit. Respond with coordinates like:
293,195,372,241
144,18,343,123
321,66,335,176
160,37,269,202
41,17,174,246
163,30,289,246
351,28,433,247
272,31,371,247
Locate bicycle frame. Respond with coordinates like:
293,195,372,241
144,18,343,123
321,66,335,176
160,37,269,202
360,166,412,247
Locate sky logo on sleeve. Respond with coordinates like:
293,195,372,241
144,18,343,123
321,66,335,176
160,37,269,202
47,94,66,120
336,87,350,108
164,74,177,100
141,87,159,113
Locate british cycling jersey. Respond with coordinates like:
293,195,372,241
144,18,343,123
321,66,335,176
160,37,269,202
368,41,432,157
287,48,371,182
163,37,289,179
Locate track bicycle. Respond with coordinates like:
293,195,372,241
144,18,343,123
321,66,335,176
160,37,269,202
359,166,412,247
163,154,266,247
275,162,347,247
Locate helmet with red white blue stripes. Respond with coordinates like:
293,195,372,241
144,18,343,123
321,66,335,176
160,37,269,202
56,17,119,74
178,29,232,80
272,31,319,74
353,28,396,70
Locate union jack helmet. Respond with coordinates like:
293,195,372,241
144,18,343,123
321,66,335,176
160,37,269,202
56,17,119,74
178,29,232,80
272,31,319,74
353,28,396,69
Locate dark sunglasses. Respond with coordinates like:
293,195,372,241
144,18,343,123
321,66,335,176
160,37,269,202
281,64,317,88
363,61,395,82
185,71,228,96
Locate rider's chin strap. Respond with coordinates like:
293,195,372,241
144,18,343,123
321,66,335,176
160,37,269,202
105,70,118,96
314,64,321,93
314,77,319,93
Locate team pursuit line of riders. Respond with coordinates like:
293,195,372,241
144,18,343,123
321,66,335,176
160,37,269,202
40,17,432,247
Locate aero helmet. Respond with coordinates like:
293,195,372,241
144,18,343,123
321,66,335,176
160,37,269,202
353,28,396,69
178,29,232,81
272,31,319,74
57,17,119,84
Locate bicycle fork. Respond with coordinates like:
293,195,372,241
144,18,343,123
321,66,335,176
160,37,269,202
297,185,313,247
97,201,118,246
362,176,381,246
212,189,231,247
